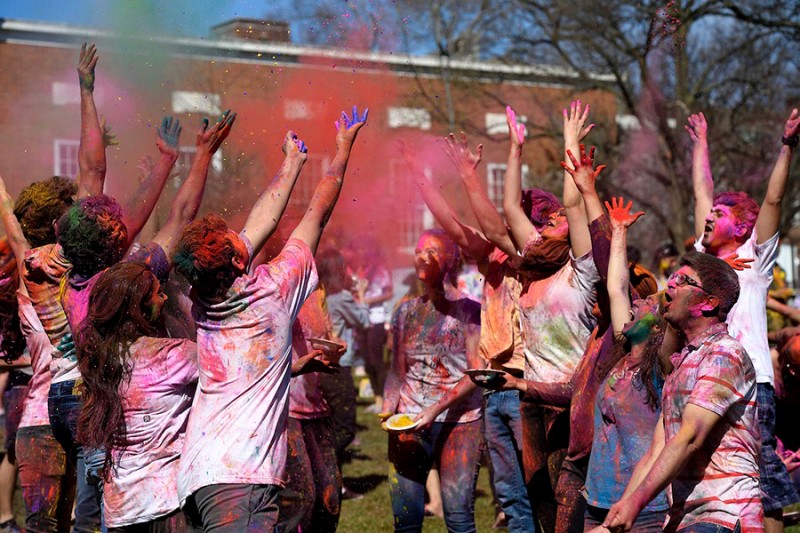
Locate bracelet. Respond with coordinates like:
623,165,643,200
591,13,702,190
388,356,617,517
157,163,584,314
782,135,799,148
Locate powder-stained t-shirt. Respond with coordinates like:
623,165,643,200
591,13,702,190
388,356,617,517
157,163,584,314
289,286,331,420
104,337,198,527
662,323,762,532
695,232,779,385
326,290,369,368
21,244,73,382
177,238,318,503
17,292,54,428
392,293,482,424
584,354,668,512
519,250,599,384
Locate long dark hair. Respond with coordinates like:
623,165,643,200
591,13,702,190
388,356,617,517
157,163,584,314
76,262,160,479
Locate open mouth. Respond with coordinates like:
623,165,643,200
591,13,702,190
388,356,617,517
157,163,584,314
704,222,713,234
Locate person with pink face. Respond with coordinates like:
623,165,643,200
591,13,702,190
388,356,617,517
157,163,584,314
687,109,800,532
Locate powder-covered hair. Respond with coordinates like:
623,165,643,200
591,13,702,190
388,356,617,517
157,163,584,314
173,214,241,299
713,191,759,241
680,251,740,319
76,261,159,479
56,195,128,278
0,258,24,360
13,176,77,248
521,188,562,231
420,228,460,285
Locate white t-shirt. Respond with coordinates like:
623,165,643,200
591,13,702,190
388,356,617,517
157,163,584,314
519,252,600,384
17,292,53,429
177,238,318,503
104,337,198,527
695,231,779,385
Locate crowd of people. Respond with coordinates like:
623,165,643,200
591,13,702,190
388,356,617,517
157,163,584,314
0,42,799,533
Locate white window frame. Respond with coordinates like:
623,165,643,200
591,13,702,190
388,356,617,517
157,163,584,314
485,112,527,136
387,107,431,130
53,139,80,179
486,163,530,211
171,91,221,116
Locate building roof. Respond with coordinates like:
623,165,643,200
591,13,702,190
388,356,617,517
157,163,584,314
0,18,615,87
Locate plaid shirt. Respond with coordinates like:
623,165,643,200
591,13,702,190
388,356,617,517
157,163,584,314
662,322,763,532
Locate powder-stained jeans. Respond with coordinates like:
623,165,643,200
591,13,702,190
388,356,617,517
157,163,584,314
584,505,667,533
107,508,187,532
48,380,103,533
388,419,483,533
278,417,342,533
484,391,535,533
17,424,75,533
184,483,281,532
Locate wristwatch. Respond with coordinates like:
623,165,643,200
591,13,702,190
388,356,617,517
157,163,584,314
782,134,799,148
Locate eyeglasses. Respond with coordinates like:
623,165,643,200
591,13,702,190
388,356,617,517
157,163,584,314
669,272,707,292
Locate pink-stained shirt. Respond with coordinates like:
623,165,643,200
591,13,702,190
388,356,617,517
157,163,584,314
289,286,331,420
662,323,762,532
20,244,74,383
695,232,779,385
391,293,482,424
17,292,53,428
177,238,318,503
104,337,198,527
518,250,600,384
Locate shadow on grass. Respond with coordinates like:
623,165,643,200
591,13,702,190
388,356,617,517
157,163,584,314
342,473,387,495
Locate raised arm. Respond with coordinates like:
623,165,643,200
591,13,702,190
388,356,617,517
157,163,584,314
605,197,645,333
0,176,31,286
562,101,595,257
443,133,517,257
76,43,106,198
289,106,367,255
120,116,181,245
755,108,799,243
400,143,493,262
686,112,714,238
239,130,307,255
501,106,539,250
152,112,236,260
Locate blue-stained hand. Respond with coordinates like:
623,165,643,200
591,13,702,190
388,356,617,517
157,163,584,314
157,116,182,149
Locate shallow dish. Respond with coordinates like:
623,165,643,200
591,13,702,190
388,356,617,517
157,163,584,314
384,413,419,432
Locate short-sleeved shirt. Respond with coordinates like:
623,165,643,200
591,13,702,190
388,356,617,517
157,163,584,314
392,294,482,424
662,323,762,532
519,250,600,383
695,232,779,385
21,244,73,382
17,292,54,428
326,290,370,367
289,286,331,420
177,238,318,503
584,355,668,512
104,337,198,527
479,248,526,374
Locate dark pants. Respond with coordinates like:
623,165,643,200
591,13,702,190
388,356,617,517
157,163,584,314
363,323,387,398
584,504,667,533
756,383,800,512
184,484,281,533
107,509,187,533
17,424,75,533
48,380,103,533
520,401,565,533
554,457,588,533
278,417,342,533
388,420,483,533
318,366,357,463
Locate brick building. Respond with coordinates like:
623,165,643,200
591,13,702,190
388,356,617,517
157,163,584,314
0,17,616,265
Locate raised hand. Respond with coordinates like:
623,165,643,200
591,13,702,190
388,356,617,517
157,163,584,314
563,100,594,146
784,108,800,140
685,112,707,143
155,116,182,157
561,144,606,194
443,132,483,176
77,42,99,91
335,105,368,151
281,130,308,161
605,197,645,230
197,110,237,156
291,350,339,376
506,105,525,148
721,253,754,271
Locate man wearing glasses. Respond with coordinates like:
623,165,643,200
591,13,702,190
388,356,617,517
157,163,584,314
602,251,762,533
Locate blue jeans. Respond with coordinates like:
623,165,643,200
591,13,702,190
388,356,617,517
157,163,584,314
388,420,483,533
48,380,104,533
676,523,739,533
584,504,667,533
484,390,535,533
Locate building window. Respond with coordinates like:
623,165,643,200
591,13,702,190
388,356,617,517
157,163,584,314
171,91,221,116
290,155,329,207
486,163,529,210
284,100,325,120
170,147,222,189
485,112,526,136
387,107,431,130
53,140,80,178
401,191,434,253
